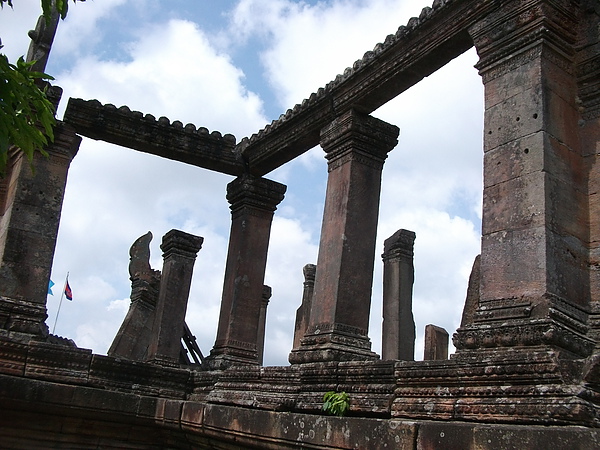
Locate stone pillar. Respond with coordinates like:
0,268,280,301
208,174,286,367
454,0,596,356
146,229,203,367
424,324,449,361
381,229,416,361
292,264,317,351
257,285,271,365
580,2,600,351
0,121,80,336
289,109,399,363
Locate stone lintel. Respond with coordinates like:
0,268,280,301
63,98,243,176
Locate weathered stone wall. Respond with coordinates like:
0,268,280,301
0,0,599,448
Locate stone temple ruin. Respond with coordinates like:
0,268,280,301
1,0,599,447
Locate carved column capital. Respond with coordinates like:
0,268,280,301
226,174,286,216
302,263,317,285
320,109,399,172
261,285,272,308
469,0,578,82
45,122,81,165
160,229,203,260
382,229,416,262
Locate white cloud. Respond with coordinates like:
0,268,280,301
24,0,484,367
54,18,267,136
232,0,426,109
0,0,42,60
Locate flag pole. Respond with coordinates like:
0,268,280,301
51,272,69,335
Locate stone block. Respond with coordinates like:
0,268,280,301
24,341,92,384
423,324,448,361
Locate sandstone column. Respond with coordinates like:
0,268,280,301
257,285,271,365
0,120,80,336
454,0,595,356
289,109,399,363
146,229,203,366
208,174,286,367
292,263,317,351
381,229,416,361
579,1,600,351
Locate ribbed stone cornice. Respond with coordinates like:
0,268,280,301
63,98,243,176
239,0,494,176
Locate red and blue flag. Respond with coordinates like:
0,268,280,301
64,281,73,301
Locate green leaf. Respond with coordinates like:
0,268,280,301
322,391,350,417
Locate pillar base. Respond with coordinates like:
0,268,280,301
289,330,378,364
205,353,260,370
206,340,260,369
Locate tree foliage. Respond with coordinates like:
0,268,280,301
0,0,82,176
0,53,54,174
322,391,350,417
1,0,72,20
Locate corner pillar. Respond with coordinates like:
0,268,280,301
208,174,286,367
454,0,594,356
290,109,399,363
0,121,80,336
146,229,203,366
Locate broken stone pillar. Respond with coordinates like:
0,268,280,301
381,229,416,361
424,324,449,361
459,254,480,329
292,264,317,351
0,120,80,337
208,174,286,367
257,285,271,365
108,232,161,361
146,229,203,367
455,0,595,356
289,109,399,363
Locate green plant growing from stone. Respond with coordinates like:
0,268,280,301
322,391,349,417
0,0,84,177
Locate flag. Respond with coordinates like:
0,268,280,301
64,280,73,301
48,280,54,296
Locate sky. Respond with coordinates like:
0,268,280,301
1,0,483,366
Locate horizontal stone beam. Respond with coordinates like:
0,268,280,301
241,0,489,176
64,98,245,176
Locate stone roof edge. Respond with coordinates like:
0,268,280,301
236,0,453,152
66,98,237,147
